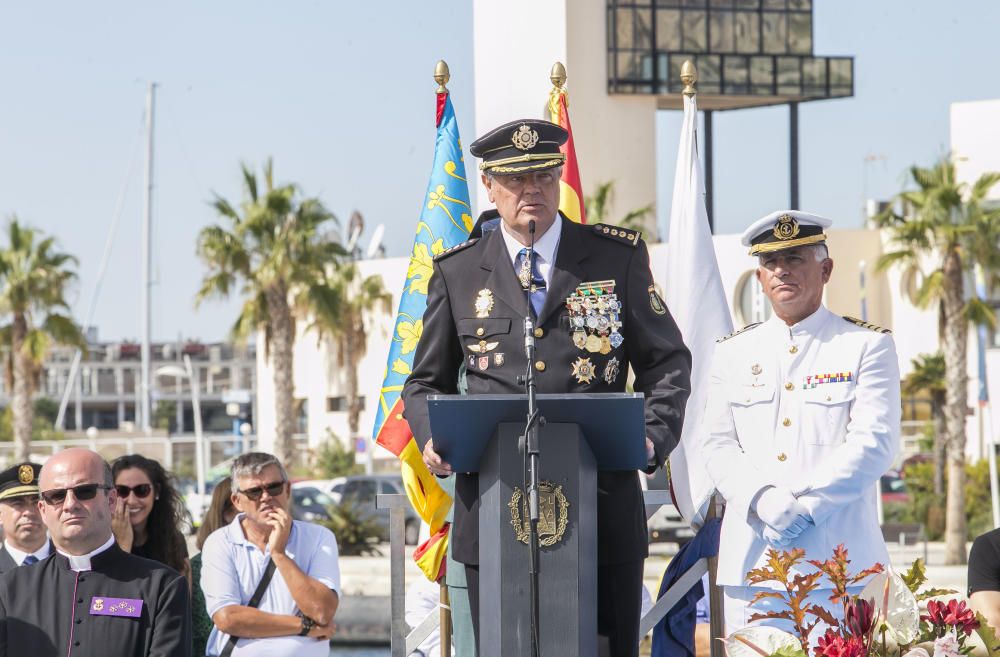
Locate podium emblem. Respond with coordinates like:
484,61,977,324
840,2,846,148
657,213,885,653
508,481,569,547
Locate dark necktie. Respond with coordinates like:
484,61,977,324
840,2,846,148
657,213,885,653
515,248,547,316
22,555,38,566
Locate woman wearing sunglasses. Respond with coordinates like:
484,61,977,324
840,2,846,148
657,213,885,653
111,454,191,581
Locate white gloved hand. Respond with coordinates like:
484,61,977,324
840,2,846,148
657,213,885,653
754,487,812,539
762,525,795,548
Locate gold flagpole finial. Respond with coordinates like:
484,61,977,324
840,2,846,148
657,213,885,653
434,60,451,94
681,60,698,97
550,61,567,90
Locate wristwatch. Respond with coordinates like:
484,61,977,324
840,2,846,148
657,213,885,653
298,615,316,636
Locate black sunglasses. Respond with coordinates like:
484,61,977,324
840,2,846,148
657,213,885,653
40,484,111,506
115,484,153,499
238,480,286,502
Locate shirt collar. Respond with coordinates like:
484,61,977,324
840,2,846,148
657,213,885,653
228,512,297,554
767,304,831,337
4,538,51,565
498,214,562,268
57,534,115,572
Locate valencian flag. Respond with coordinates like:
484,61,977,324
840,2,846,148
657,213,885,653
547,64,586,223
373,62,472,581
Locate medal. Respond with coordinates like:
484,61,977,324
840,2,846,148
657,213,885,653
572,331,587,349
585,334,602,353
571,357,596,384
467,340,499,353
610,332,624,349
478,355,490,370
599,336,612,355
475,289,494,318
603,357,620,384
494,353,505,367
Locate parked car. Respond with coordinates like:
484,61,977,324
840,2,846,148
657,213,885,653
880,470,909,504
339,474,421,545
292,477,347,505
647,503,694,545
291,486,335,523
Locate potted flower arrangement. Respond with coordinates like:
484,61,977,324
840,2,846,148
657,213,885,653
724,545,1000,657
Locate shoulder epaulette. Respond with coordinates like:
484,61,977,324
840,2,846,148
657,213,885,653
433,238,480,261
843,316,891,334
716,322,761,343
592,223,641,247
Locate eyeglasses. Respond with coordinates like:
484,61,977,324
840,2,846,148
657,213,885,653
237,480,286,502
115,484,153,499
40,484,111,506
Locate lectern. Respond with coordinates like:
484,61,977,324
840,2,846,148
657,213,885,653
428,393,647,657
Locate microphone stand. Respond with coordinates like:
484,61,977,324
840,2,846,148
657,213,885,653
520,219,543,657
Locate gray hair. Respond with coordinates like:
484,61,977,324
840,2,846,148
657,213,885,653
758,243,829,264
230,452,287,487
484,165,564,183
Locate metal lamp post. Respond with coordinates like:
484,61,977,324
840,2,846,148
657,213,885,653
156,354,205,505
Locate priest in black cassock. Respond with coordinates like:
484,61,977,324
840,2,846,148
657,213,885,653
0,448,191,657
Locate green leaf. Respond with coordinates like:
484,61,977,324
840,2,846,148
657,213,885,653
975,611,1000,657
771,645,808,657
899,558,927,593
915,587,958,601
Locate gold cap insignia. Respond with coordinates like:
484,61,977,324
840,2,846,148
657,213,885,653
773,214,801,241
17,464,33,484
511,124,539,151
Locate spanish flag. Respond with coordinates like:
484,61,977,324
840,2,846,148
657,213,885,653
373,62,472,581
548,66,586,224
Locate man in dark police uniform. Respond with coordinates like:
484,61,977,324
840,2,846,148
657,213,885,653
0,462,50,574
0,448,190,657
403,118,692,656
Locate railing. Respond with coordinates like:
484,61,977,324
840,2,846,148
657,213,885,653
377,490,716,657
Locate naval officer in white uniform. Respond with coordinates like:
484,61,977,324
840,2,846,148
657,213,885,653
703,210,901,635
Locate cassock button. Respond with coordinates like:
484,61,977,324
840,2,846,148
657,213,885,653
777,453,788,462
826,395,832,401
535,361,546,372
789,345,798,354
782,418,791,427
476,328,485,337
534,328,544,338
784,382,794,391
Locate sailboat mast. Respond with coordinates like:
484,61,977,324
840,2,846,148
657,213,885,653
140,82,156,433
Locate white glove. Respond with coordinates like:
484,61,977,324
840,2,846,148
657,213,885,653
754,487,812,539
762,525,795,548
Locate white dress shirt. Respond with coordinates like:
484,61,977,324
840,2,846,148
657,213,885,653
4,537,51,565
498,214,562,287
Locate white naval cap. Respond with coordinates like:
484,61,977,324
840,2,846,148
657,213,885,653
741,210,833,255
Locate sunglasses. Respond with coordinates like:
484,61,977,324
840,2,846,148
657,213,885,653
115,484,153,499
40,483,111,506
238,480,286,502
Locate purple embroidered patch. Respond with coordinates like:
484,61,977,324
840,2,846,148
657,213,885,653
89,596,143,618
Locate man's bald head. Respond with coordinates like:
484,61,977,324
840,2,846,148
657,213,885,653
38,448,117,555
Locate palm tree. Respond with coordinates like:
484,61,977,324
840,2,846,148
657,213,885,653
901,352,946,495
875,156,1000,564
0,219,85,461
196,160,345,466
310,262,392,446
585,180,655,236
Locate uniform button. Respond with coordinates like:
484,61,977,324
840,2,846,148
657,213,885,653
784,382,793,391
476,328,484,336
782,418,791,427
789,345,798,354
826,395,832,401
535,361,546,372
777,453,788,462
77,598,83,603
534,328,544,338
74,642,80,647
76,619,82,624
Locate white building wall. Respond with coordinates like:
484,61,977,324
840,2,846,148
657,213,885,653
952,99,1000,203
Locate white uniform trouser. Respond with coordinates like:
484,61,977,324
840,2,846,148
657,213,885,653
723,585,863,644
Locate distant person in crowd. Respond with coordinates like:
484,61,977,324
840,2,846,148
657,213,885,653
192,477,236,657
0,462,50,574
968,527,1000,633
112,454,191,580
0,447,191,656
200,452,340,657
703,211,900,636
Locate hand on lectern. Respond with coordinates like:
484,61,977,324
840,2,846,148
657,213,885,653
645,437,655,461
423,439,453,476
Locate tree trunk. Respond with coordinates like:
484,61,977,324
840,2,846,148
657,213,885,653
941,249,969,565
11,314,33,462
932,394,946,496
266,285,296,469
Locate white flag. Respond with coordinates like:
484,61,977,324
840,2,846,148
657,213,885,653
665,93,733,529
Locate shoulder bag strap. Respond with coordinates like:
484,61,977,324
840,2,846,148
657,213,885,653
219,558,276,657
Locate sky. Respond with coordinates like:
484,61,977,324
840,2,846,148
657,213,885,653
0,1,998,343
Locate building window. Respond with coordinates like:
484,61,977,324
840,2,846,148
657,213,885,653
733,269,773,326
327,396,366,413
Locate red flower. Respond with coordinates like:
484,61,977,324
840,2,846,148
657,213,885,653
922,599,979,636
814,630,866,657
845,598,875,637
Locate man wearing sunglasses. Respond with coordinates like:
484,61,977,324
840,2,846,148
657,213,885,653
200,452,341,657
0,448,191,656
0,462,50,574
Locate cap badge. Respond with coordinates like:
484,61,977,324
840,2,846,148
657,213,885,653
773,214,801,241
17,464,33,484
512,124,539,151
474,289,494,318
